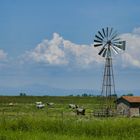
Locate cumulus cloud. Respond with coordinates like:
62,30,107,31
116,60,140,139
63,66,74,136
25,33,103,67
0,50,8,68
25,27,140,68
133,27,140,34
120,27,140,68
0,50,7,61
26,33,68,65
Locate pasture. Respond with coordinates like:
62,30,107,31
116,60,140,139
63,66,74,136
0,96,140,140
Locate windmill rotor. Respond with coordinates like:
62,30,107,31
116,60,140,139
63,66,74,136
94,27,126,58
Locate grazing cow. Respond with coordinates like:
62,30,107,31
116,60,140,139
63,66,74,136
36,104,45,109
9,103,14,106
69,104,78,109
76,108,85,115
47,102,54,107
36,101,42,105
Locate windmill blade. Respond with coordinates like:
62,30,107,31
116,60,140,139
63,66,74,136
95,35,103,41
110,33,118,41
109,27,113,37
113,44,122,51
114,44,124,50
98,43,107,54
111,46,119,54
98,31,104,39
113,41,122,45
114,41,125,50
102,28,106,38
94,39,102,43
102,48,107,57
113,41,126,50
94,43,103,47
98,47,105,55
110,29,117,38
98,43,107,55
113,47,122,51
106,27,109,38
112,38,121,42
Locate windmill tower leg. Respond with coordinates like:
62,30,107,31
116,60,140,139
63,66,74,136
101,57,116,116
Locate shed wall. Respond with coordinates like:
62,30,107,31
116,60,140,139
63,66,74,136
130,108,140,117
117,102,129,116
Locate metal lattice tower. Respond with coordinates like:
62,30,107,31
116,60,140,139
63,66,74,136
94,27,126,113
101,57,115,109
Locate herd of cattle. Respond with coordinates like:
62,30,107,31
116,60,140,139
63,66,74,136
8,101,85,115
36,102,85,115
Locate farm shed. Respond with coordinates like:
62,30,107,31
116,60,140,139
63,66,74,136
116,96,140,117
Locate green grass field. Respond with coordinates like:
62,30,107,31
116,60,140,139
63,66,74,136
0,96,140,140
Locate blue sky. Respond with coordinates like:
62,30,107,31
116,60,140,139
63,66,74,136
0,0,140,95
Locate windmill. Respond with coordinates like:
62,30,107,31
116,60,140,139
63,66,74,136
94,27,125,115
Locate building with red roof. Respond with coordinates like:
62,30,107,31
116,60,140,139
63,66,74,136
116,96,140,117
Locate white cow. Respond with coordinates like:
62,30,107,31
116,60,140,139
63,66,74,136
47,102,54,107
76,108,85,115
9,103,14,106
69,104,78,109
36,104,45,109
36,101,42,105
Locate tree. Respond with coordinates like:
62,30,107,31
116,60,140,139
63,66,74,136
110,94,117,97
19,93,27,96
82,93,88,97
68,94,73,96
122,93,133,96
127,93,133,96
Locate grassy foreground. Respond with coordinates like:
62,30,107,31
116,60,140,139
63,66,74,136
0,116,140,140
0,96,140,140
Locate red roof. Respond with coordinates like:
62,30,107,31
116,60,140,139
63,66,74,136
122,96,140,103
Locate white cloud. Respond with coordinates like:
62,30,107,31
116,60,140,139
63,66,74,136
133,27,140,34
0,50,7,61
25,27,140,68
26,33,68,65
25,33,103,67
120,27,140,68
0,50,8,69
